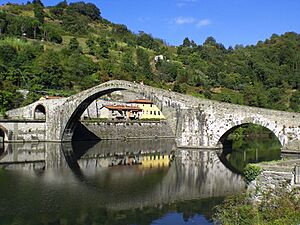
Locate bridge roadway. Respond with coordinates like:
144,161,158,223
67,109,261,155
1,80,300,151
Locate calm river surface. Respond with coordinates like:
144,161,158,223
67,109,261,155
0,137,280,225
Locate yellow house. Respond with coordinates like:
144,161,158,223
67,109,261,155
99,105,142,120
127,99,165,120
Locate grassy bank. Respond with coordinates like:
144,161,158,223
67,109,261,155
213,189,300,225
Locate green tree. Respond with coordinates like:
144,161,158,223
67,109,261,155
0,44,16,65
68,2,101,20
32,0,44,7
32,50,65,89
31,19,40,39
243,83,268,108
0,18,6,35
137,31,160,51
136,48,152,80
68,37,80,52
33,4,45,24
86,38,96,55
121,51,135,73
95,37,110,59
62,13,89,34
290,90,300,112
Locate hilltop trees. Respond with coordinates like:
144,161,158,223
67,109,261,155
68,2,101,20
0,2,300,115
32,0,45,24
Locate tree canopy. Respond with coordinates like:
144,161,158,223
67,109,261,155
0,2,300,116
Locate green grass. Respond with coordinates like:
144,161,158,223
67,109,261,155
214,190,300,225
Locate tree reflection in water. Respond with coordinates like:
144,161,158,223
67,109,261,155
0,139,245,225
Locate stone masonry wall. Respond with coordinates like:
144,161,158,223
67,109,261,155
0,121,46,142
247,160,300,202
248,170,294,202
79,120,175,140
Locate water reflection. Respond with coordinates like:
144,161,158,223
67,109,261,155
0,142,46,169
0,140,245,225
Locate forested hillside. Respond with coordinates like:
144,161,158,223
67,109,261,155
0,0,300,115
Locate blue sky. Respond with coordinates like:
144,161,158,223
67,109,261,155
1,0,300,47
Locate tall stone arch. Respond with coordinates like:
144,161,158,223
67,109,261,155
47,80,188,142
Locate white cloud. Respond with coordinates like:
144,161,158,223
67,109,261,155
177,3,186,7
182,0,198,2
176,0,198,7
175,17,197,25
196,19,211,27
174,17,211,28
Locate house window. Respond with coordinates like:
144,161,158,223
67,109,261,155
158,111,160,115
154,111,156,115
150,111,152,115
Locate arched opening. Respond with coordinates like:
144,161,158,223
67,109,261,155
62,87,170,141
0,128,5,156
34,104,46,121
62,88,123,141
218,123,282,174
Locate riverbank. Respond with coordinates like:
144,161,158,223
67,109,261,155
214,158,300,225
214,189,300,225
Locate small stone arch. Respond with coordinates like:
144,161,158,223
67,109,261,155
34,104,46,120
0,126,9,156
0,125,9,142
0,127,5,145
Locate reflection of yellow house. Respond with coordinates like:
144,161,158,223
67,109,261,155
142,155,170,168
127,99,165,120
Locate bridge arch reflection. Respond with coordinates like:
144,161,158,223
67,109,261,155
60,140,245,209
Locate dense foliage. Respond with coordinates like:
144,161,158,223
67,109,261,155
0,1,300,115
243,164,262,184
214,190,300,225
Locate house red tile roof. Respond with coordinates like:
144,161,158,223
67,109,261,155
104,105,142,111
127,99,153,104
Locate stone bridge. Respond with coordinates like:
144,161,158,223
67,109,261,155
2,80,300,151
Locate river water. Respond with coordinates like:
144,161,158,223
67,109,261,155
0,136,280,225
